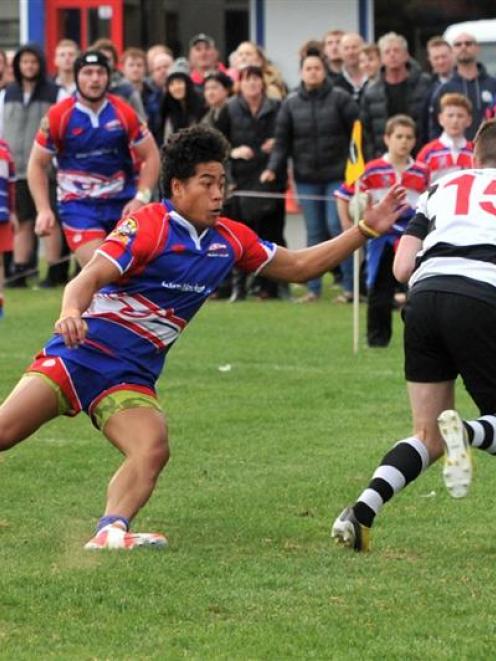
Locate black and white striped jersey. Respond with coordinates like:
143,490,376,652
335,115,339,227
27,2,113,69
406,168,496,296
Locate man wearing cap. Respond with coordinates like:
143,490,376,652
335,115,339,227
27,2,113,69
27,51,160,267
188,33,229,91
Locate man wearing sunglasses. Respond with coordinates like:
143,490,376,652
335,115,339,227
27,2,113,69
431,32,496,140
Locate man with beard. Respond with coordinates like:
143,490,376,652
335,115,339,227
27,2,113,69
27,51,160,267
0,44,66,287
431,32,496,140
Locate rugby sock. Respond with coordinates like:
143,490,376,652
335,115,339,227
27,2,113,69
0,294,3,318
352,437,430,528
463,415,496,454
96,514,130,532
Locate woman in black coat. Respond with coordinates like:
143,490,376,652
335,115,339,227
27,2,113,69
216,65,287,300
159,58,206,146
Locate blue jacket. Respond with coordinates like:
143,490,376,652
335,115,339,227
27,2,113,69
430,63,496,140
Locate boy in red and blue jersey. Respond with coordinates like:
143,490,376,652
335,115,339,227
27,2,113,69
417,93,473,183
336,114,430,346
28,50,160,267
0,138,17,317
0,125,407,550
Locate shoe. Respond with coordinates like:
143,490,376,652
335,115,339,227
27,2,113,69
331,506,370,551
334,292,353,304
84,524,168,550
295,292,320,303
438,409,472,498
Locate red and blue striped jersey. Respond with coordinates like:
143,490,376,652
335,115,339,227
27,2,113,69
43,202,276,383
336,156,430,229
416,134,473,183
35,94,149,211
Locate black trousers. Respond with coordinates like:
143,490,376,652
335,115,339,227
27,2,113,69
367,243,397,347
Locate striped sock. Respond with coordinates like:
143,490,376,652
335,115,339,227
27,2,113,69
353,437,430,528
463,415,496,454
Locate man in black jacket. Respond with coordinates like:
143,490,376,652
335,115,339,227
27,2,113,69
360,32,431,159
262,49,358,302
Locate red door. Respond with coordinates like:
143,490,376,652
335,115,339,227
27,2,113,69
46,0,123,74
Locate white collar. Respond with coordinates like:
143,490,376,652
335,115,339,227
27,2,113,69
439,131,467,150
169,209,209,250
75,97,109,127
382,153,414,172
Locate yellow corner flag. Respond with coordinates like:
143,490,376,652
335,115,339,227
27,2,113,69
345,120,365,186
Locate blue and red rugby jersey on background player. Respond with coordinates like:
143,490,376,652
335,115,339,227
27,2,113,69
32,201,276,416
416,133,473,183
34,94,150,249
335,156,430,287
0,138,15,223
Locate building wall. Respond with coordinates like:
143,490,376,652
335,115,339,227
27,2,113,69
0,0,20,49
261,0,361,89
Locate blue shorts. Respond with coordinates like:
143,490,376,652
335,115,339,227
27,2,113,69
27,337,158,426
59,200,129,251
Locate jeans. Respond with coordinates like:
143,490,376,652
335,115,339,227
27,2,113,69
295,180,353,296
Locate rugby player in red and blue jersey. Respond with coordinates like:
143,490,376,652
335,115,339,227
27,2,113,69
27,51,160,266
0,125,407,550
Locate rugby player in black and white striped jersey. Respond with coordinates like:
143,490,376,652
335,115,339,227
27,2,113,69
333,118,496,552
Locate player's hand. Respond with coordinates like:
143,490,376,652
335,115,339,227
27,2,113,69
35,209,56,237
54,310,88,348
363,184,408,235
122,198,144,217
9,212,19,233
260,169,276,183
231,146,255,160
261,138,275,153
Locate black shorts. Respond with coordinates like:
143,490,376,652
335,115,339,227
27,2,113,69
16,179,58,223
403,289,496,414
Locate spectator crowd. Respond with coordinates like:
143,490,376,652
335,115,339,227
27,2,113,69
0,26,493,346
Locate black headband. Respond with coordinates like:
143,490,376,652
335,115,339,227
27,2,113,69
74,50,111,78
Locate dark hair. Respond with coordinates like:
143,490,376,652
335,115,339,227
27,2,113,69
474,119,496,166
160,125,230,197
204,71,233,92
238,65,264,80
300,47,326,68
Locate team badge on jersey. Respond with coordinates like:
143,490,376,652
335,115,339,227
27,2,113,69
117,218,138,236
39,115,50,137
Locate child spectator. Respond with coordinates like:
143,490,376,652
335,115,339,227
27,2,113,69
0,139,16,317
336,114,430,346
417,93,473,182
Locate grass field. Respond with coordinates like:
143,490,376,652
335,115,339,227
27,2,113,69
0,282,492,660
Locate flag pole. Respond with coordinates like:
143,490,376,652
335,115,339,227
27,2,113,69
344,119,365,355
352,176,361,355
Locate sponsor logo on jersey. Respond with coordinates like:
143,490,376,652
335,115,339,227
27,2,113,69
72,127,84,136
207,241,229,257
161,281,206,293
104,119,123,131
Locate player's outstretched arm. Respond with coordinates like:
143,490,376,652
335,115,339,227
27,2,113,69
262,184,407,283
55,254,121,348
393,234,423,283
